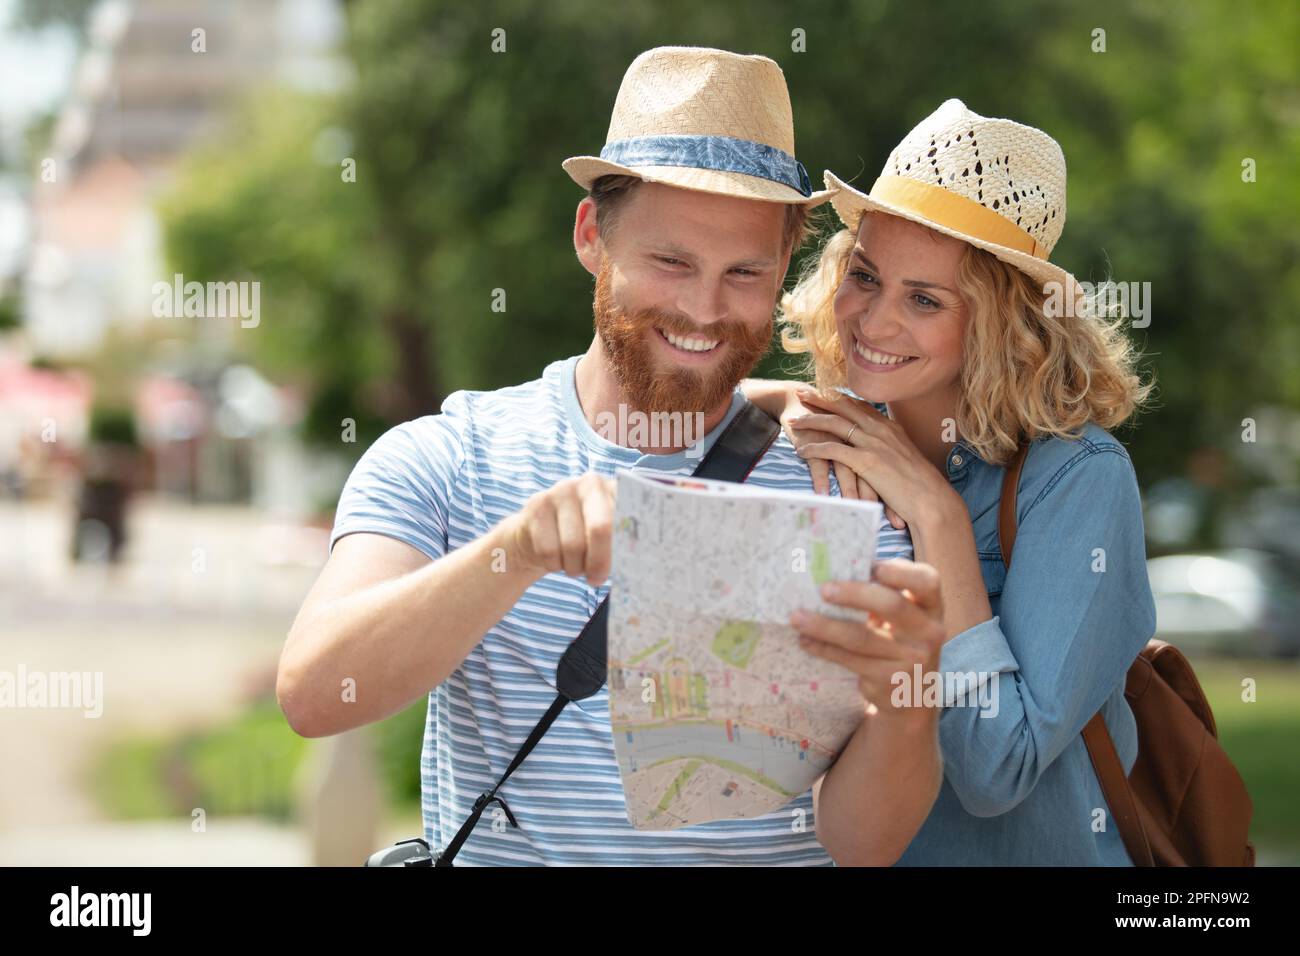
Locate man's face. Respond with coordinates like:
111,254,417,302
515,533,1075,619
589,182,790,415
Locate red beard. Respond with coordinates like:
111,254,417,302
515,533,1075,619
592,260,773,416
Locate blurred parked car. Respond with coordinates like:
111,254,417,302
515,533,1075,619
1147,548,1300,658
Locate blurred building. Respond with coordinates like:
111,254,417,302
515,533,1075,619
8,0,346,507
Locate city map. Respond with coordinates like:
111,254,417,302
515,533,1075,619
608,470,883,829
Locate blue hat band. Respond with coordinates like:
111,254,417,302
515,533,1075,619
597,134,813,198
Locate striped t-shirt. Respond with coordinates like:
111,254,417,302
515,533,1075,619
330,355,912,865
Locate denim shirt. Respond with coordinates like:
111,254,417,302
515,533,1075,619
894,422,1157,866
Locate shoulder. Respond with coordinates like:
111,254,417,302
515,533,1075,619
457,364,561,417
748,429,853,498
1017,422,1140,512
442,361,569,444
386,364,561,453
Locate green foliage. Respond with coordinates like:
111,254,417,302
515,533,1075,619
375,699,427,811
158,91,390,448
9,0,99,35
0,292,19,331
157,0,1300,490
182,698,306,820
94,695,424,821
86,404,139,448
1199,660,1300,862
93,698,307,822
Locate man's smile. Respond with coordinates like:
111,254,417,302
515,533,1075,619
653,326,724,364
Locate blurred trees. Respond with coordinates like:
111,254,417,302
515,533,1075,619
157,0,1299,492
158,91,393,446
13,0,99,35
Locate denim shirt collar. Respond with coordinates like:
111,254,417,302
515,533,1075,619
945,438,980,480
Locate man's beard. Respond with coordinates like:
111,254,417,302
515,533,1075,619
592,260,773,416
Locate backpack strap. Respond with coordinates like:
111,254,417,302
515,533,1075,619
433,399,780,866
997,442,1030,566
999,440,1155,866
1082,712,1155,865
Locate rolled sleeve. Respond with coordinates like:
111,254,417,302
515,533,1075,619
938,615,1019,707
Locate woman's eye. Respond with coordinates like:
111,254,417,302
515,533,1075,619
656,256,683,266
914,293,939,309
850,269,877,286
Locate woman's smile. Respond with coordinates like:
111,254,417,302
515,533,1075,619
849,333,920,373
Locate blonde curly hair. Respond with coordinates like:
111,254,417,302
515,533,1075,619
779,224,1152,466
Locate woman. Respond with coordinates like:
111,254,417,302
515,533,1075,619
743,98,1156,865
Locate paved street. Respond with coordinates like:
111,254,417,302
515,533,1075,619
0,496,419,865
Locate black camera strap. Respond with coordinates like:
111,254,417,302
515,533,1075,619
432,399,781,865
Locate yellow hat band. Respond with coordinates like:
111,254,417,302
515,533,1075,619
866,175,1048,260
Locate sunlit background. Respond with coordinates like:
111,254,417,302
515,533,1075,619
1,0,1297,865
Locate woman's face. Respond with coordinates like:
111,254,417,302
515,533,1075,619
833,212,971,406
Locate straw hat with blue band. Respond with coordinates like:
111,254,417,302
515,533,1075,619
825,98,1078,293
564,46,834,207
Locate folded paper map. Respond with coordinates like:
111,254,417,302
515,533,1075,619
608,469,883,830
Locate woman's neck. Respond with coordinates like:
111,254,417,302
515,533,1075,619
885,388,962,474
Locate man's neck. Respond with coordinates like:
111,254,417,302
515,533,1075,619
574,337,734,455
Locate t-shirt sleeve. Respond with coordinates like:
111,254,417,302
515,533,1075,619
328,391,473,562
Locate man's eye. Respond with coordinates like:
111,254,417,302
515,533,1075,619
732,268,757,277
656,256,683,266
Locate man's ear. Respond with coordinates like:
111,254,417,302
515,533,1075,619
574,197,604,277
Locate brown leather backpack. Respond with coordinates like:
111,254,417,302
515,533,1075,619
998,442,1256,866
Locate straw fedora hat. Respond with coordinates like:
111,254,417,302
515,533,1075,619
825,98,1076,292
564,46,833,207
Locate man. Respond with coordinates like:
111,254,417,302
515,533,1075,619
278,47,938,865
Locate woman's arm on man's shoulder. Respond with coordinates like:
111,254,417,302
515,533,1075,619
739,377,804,421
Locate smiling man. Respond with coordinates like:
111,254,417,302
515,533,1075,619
277,46,930,866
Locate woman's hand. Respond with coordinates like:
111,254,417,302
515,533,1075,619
788,387,953,530
740,378,860,497
790,559,946,723
779,391,891,507
778,392,868,502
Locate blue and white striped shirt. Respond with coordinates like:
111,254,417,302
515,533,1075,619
330,355,912,865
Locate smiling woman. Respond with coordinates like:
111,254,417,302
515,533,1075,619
738,98,1183,867
779,211,1149,467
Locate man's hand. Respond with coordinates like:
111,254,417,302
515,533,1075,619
503,473,618,586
